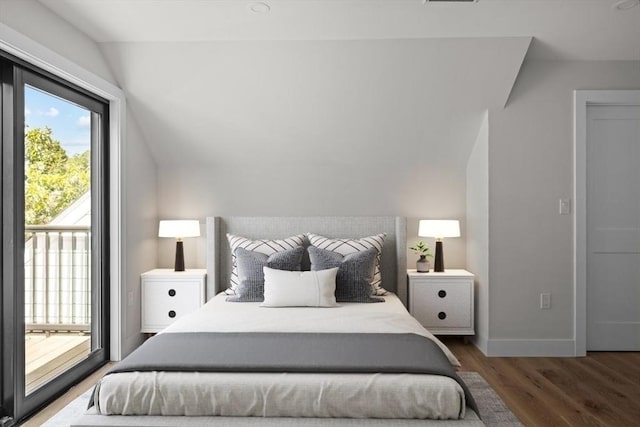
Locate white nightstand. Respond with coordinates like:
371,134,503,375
141,269,206,333
407,269,474,336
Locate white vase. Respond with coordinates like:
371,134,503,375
416,255,430,273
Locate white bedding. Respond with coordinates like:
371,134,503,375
93,293,466,419
165,293,460,367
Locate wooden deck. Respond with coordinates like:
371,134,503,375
25,332,91,394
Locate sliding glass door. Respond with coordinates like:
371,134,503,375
1,55,109,424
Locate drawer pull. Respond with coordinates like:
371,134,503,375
168,289,176,297
438,311,447,320
438,290,447,298
168,310,176,318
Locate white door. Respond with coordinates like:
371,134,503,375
586,105,640,351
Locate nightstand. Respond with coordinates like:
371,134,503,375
141,269,206,333
407,269,474,336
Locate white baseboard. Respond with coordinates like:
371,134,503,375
466,327,577,357
470,333,489,355
479,338,577,357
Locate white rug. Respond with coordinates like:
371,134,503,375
42,390,93,427
42,372,522,427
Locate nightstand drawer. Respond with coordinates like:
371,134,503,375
142,280,202,326
141,269,206,333
408,269,474,335
411,281,472,329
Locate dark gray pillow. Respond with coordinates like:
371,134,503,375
226,246,304,302
308,246,384,303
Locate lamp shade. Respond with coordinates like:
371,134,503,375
418,220,460,238
158,220,200,239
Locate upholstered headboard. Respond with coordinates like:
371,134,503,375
205,216,407,305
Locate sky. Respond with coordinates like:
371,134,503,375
24,85,91,156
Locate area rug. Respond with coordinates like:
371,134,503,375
460,372,523,426
41,372,522,426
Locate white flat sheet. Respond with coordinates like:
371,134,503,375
94,293,466,419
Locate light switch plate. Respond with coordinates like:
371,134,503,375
540,293,551,309
559,198,571,215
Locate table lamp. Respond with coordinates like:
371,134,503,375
158,220,200,271
418,220,460,272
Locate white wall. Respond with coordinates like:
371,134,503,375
156,164,471,272
466,111,489,353
123,113,158,355
486,60,640,354
0,0,115,84
136,37,527,270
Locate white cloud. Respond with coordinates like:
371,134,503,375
44,107,59,117
77,115,91,128
64,138,91,154
25,108,31,116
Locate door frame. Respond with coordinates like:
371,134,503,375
574,90,640,356
0,23,125,362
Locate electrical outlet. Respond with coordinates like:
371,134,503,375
540,293,551,309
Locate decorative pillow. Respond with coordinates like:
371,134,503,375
261,267,339,307
226,233,305,295
307,233,387,295
308,246,384,303
226,246,304,302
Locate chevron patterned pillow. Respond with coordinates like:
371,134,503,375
226,233,306,295
307,233,387,296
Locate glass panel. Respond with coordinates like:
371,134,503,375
23,85,92,395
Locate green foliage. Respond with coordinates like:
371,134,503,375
25,127,90,225
409,241,433,257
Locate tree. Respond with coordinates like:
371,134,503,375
24,127,90,225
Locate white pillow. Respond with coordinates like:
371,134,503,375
261,267,339,307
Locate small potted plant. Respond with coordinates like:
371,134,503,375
410,241,433,273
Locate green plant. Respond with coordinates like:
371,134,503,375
409,241,433,258
25,126,90,225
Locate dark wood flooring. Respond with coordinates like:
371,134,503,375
443,337,640,427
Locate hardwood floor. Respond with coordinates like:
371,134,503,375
443,337,640,427
21,339,640,427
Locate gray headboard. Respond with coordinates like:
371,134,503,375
206,216,407,305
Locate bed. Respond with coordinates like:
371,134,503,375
73,216,483,426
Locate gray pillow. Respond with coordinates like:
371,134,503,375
226,246,305,302
225,233,305,295
308,246,384,303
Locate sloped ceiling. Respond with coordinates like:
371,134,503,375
100,37,529,167
38,0,640,60
30,0,638,170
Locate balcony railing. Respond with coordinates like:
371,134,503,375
24,225,91,333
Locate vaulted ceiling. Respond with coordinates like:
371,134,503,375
38,0,640,60
26,0,640,169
